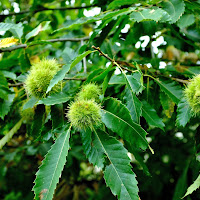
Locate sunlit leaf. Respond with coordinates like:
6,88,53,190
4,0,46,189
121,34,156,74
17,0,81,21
0,37,19,48
183,173,200,198
25,21,51,41
161,0,185,24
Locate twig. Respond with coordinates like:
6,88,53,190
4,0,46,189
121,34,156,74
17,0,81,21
92,46,136,72
171,77,189,84
64,77,86,81
92,46,190,85
8,77,86,87
0,4,96,17
0,36,90,53
92,46,114,63
8,83,24,87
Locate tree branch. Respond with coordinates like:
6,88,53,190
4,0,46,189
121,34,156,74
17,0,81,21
0,4,97,17
92,46,137,72
92,46,190,84
0,36,90,53
8,77,86,87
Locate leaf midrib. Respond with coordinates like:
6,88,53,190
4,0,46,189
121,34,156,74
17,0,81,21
102,109,148,146
142,106,164,127
129,91,138,121
93,130,132,199
44,128,70,200
156,79,179,102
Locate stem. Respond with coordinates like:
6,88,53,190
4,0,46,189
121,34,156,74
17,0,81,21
0,4,97,17
92,46,134,72
0,37,90,53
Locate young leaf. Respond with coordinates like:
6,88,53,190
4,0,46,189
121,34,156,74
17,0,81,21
46,47,76,93
53,8,134,33
37,92,70,106
22,97,39,110
0,94,15,120
9,22,24,39
161,0,185,24
124,72,144,95
92,64,114,83
0,119,23,149
102,98,149,151
154,78,182,104
33,125,71,200
0,22,23,35
70,50,93,70
183,173,200,198
124,87,142,123
177,14,195,29
176,98,192,127
130,7,167,22
80,129,104,169
109,74,126,85
46,64,70,93
25,21,51,41
142,100,165,131
93,129,139,200
102,69,115,94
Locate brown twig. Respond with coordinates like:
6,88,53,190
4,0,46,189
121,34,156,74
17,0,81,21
0,36,90,53
64,77,86,81
0,4,97,17
8,83,24,87
92,46,137,72
171,77,189,84
92,46,114,63
92,46,190,84
8,77,86,87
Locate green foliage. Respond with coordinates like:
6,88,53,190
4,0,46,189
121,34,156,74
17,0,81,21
33,125,71,200
176,98,192,127
102,98,150,151
108,0,137,9
93,129,139,200
155,78,182,104
161,0,185,24
1,0,200,199
31,104,46,138
124,87,142,123
37,92,70,106
0,94,15,120
0,22,23,38
141,100,165,130
25,21,51,41
183,174,200,198
130,7,169,22
177,14,195,29
0,119,23,149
